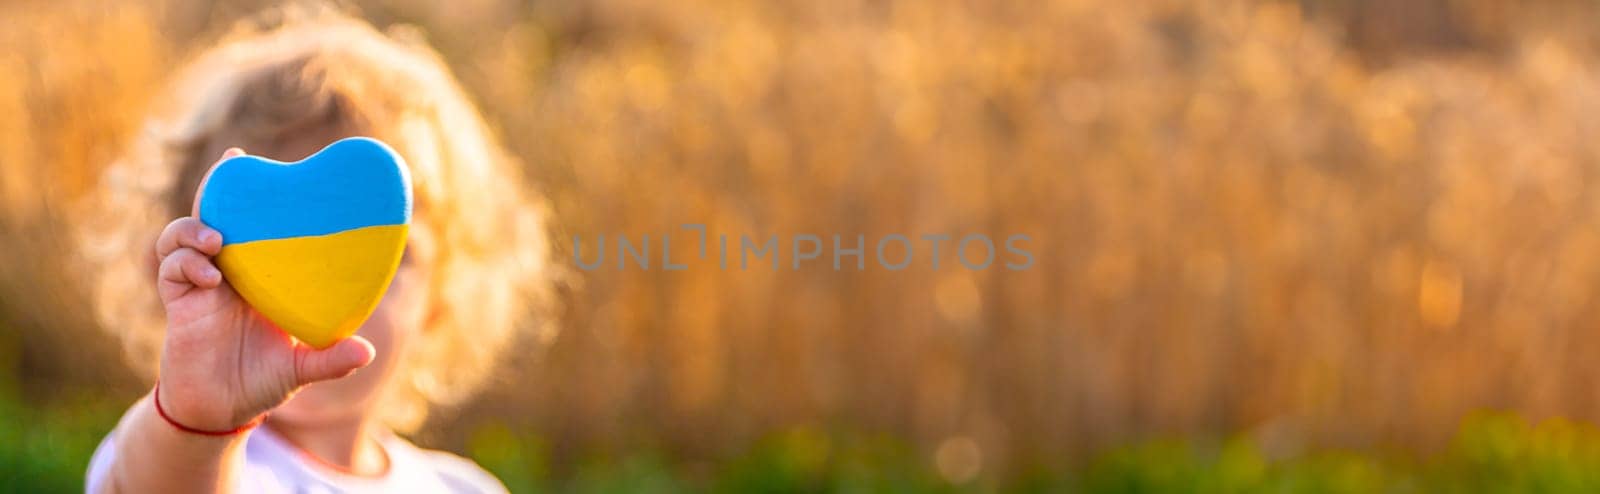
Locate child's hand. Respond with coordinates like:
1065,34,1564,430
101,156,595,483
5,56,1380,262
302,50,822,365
152,148,376,432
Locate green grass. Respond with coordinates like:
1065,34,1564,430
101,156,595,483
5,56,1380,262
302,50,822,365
463,414,1600,493
0,387,123,493
9,385,1600,494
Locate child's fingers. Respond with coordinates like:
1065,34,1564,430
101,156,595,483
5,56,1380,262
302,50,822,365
291,336,376,386
157,248,222,300
156,217,223,259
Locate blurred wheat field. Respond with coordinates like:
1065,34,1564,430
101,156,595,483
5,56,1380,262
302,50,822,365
10,0,1600,489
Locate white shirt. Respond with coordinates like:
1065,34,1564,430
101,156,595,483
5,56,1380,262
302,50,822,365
86,426,508,493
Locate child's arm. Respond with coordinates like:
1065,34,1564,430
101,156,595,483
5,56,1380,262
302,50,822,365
91,148,376,494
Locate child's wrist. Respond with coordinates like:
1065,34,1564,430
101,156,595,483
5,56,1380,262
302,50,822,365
152,383,265,436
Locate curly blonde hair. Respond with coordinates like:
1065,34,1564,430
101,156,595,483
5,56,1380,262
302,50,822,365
76,6,551,433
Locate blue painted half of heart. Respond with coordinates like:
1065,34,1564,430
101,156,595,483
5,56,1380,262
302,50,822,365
198,137,413,245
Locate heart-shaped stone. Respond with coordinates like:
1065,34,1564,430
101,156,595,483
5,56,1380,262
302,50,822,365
197,137,412,349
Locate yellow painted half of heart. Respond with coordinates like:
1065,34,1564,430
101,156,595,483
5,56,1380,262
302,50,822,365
215,224,409,349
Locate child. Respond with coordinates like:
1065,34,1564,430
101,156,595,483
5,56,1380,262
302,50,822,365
78,6,549,493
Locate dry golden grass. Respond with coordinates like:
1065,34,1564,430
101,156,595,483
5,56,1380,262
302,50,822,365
8,0,1600,481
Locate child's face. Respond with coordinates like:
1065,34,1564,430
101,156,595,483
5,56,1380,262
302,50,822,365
268,215,435,427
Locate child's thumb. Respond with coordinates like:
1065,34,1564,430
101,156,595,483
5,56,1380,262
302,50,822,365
293,336,377,386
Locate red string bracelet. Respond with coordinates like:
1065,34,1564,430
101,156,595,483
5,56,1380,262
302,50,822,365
152,383,264,436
